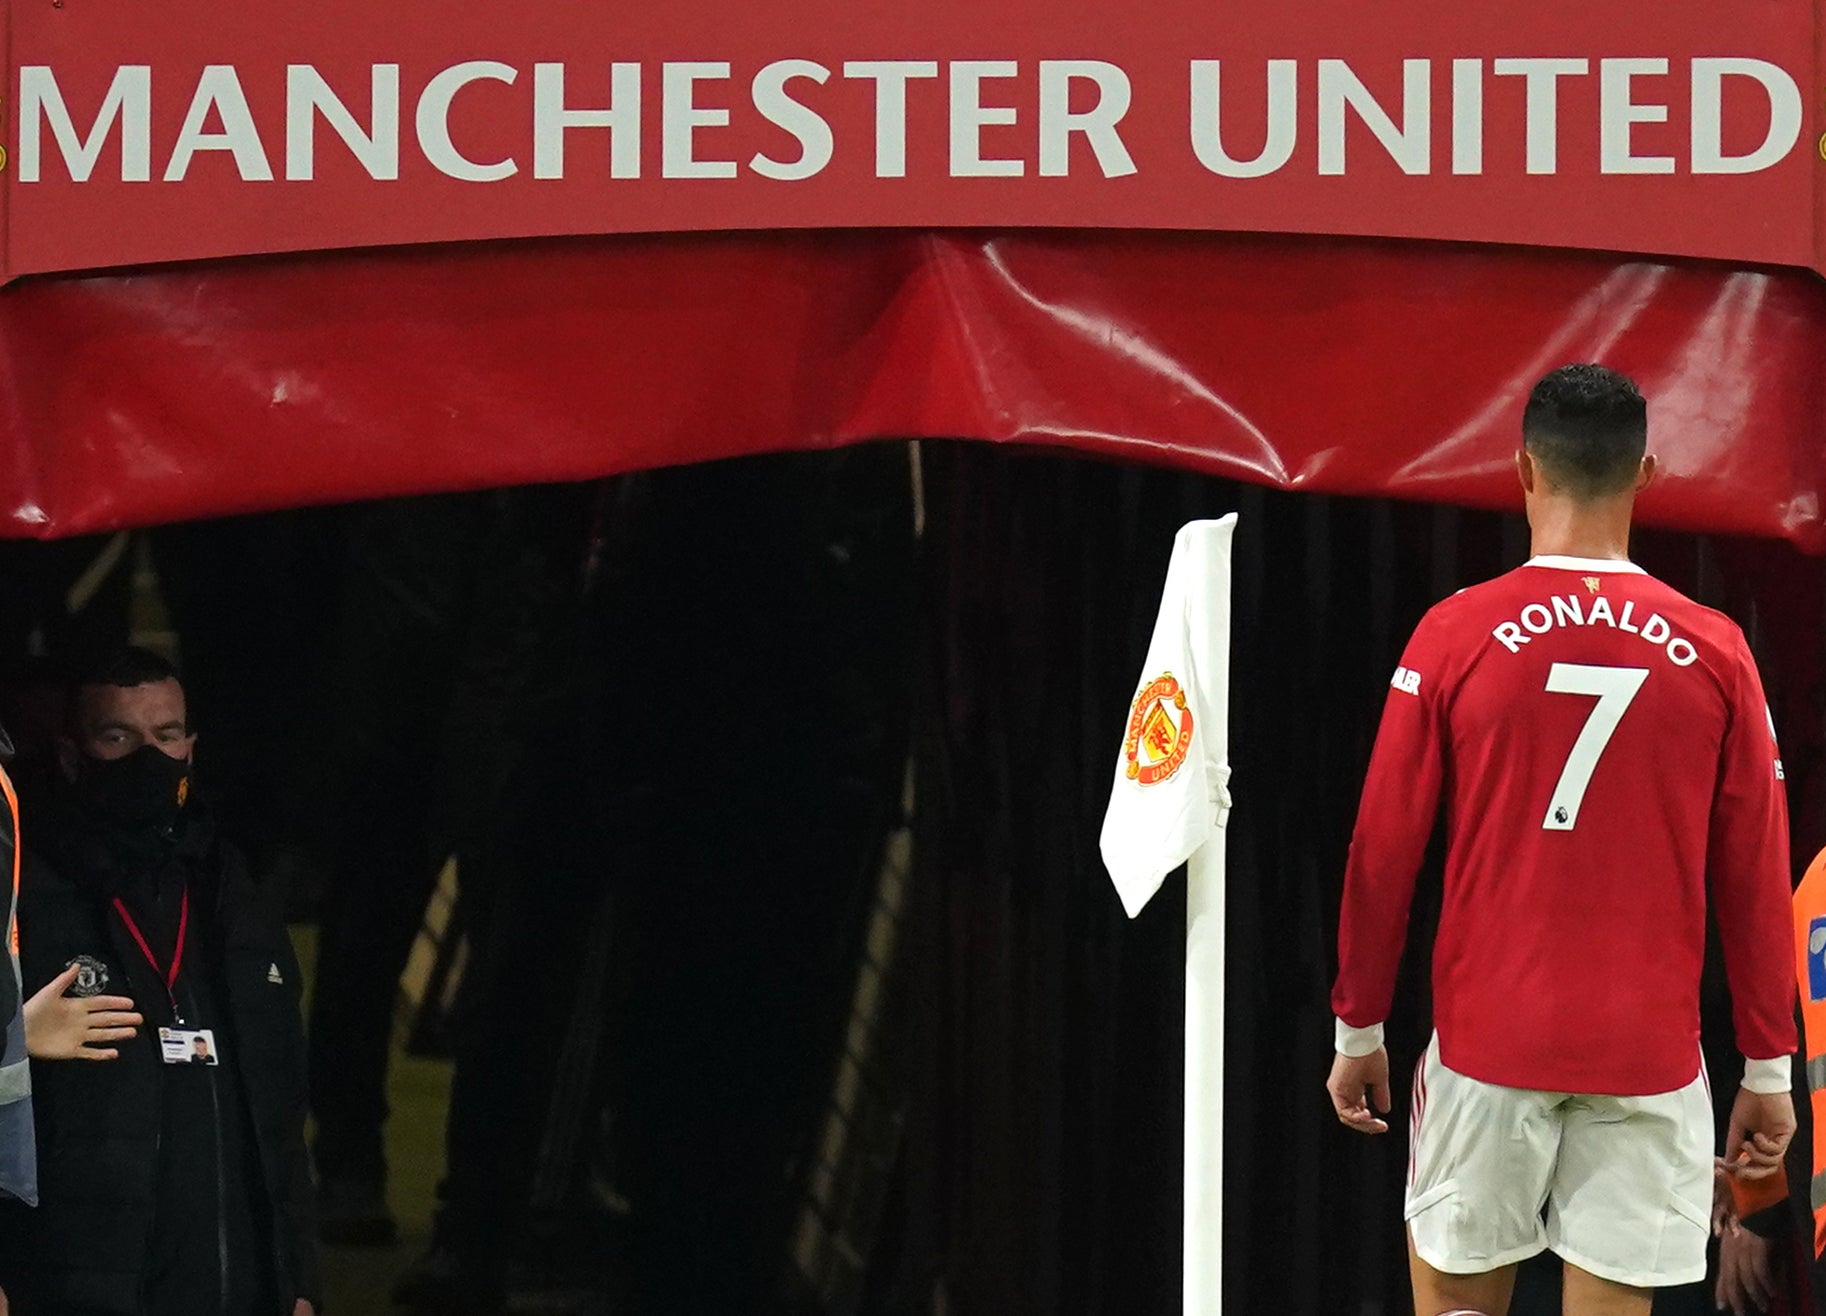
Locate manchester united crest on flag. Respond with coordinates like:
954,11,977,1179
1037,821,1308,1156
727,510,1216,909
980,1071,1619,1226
1101,516,1234,919
1124,673,1195,785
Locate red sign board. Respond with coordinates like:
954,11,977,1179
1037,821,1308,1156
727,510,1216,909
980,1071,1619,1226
3,0,1823,280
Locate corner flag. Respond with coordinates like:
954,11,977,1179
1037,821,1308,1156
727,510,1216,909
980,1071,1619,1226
1099,514,1235,1316
1100,516,1236,916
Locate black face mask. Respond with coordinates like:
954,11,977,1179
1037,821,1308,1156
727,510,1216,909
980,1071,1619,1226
73,744,192,832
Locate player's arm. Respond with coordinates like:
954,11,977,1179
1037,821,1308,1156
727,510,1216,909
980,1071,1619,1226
1711,634,1798,1178
1328,625,1446,1134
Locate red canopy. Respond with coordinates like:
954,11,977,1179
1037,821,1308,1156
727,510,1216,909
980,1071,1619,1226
5,232,1825,546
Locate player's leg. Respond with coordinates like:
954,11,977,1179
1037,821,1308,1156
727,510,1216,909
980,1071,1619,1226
1405,1035,1562,1316
1559,1264,1650,1316
1545,1071,1712,1316
1407,1235,1515,1316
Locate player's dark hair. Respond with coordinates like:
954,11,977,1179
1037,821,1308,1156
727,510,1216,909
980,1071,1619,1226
1522,365,1648,500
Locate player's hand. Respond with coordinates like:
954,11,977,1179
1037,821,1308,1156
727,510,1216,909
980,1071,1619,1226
1327,1047,1392,1135
1715,1225,1776,1316
1723,1086,1795,1182
23,964,140,1061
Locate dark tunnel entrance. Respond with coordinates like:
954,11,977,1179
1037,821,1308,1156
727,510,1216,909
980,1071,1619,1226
3,442,1821,1316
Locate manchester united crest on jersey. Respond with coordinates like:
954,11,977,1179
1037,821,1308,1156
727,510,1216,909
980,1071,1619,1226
1123,673,1194,786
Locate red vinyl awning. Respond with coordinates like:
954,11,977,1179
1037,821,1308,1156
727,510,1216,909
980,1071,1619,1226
4,231,1824,545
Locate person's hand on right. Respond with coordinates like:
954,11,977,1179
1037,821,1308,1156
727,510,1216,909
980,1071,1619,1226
1327,1047,1392,1134
23,964,140,1061
1723,1086,1796,1182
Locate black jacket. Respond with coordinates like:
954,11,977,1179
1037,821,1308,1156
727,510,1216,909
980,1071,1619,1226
0,796,321,1315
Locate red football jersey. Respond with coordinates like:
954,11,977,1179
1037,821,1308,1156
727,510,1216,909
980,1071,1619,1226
1332,555,1795,1096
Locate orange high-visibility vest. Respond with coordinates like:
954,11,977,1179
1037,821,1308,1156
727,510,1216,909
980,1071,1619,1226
0,758,36,1207
2,765,15,957
1792,845,1826,1256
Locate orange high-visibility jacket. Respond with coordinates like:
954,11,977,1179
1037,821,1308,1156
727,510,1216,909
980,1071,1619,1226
1793,844,1826,1255
0,761,36,1206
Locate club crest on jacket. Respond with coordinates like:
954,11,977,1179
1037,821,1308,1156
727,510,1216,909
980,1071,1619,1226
64,954,109,998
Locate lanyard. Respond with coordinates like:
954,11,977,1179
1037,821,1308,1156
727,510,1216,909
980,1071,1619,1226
111,887,189,1023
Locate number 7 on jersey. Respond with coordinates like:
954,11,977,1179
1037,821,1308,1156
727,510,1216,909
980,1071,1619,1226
1541,663,1650,831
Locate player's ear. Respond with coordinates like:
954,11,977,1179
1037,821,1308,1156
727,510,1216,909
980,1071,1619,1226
1515,449,1536,495
1636,453,1658,492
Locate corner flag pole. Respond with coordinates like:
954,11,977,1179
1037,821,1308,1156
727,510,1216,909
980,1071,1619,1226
1183,538,1230,1316
1186,842,1226,1311
1096,515,1235,1316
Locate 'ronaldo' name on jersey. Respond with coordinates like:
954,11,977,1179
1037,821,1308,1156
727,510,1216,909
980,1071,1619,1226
1488,591,1699,666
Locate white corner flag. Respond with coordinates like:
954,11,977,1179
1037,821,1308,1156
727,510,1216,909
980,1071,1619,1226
1099,514,1235,1316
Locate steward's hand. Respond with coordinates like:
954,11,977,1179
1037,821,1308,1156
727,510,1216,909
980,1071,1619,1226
1327,1047,1392,1135
1723,1086,1795,1182
1715,1225,1776,1316
23,964,140,1061
1712,1163,1740,1238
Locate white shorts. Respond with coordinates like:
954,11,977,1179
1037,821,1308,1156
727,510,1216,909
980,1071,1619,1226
1405,1034,1713,1289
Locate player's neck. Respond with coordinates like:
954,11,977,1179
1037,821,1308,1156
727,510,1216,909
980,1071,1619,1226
1527,496,1634,564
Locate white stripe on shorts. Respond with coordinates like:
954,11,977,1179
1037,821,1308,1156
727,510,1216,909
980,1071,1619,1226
1408,1048,1427,1189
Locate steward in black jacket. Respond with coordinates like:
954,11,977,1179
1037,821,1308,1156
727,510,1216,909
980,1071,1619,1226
0,754,320,1314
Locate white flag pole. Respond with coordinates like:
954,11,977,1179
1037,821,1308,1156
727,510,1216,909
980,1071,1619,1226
1183,525,1231,1316
1184,843,1225,1315
1097,515,1234,1316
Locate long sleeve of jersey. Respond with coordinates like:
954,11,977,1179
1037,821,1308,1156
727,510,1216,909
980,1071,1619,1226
1332,629,1446,1032
1710,636,1798,1065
